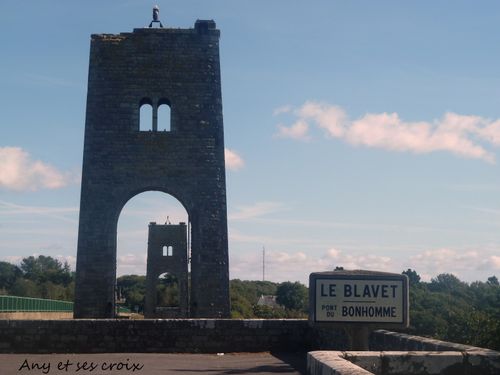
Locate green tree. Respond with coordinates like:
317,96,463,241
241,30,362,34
38,281,68,300
276,281,308,312
403,269,500,350
116,274,146,312
253,304,285,319
487,276,499,286
156,274,179,307
0,261,21,293
230,279,278,305
402,269,421,286
10,278,39,297
20,256,72,286
230,293,254,318
229,279,282,318
0,257,74,300
429,273,466,294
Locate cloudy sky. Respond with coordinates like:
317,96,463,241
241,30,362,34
1,1,499,284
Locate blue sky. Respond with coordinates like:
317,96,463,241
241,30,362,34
0,1,499,284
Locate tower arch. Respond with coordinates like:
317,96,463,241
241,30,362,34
116,190,189,274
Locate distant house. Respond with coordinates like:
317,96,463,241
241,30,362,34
256,295,281,309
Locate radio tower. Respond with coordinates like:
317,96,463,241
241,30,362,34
262,246,265,281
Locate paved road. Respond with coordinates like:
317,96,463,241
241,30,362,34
1,352,307,375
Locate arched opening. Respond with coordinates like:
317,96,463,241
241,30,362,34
158,99,171,131
156,272,179,307
116,191,189,316
139,98,153,131
162,245,173,257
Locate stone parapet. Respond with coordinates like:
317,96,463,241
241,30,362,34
0,319,320,354
1,319,497,373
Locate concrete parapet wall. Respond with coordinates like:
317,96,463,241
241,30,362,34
307,330,500,375
308,351,373,374
371,329,496,353
308,350,500,375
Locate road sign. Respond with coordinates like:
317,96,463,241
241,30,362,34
309,270,409,328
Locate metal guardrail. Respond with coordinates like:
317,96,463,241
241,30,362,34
0,295,73,312
117,305,132,314
0,295,132,314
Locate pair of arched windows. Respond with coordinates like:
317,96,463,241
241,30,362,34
162,245,173,257
139,98,171,132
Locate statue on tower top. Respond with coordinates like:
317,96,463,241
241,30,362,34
149,5,164,28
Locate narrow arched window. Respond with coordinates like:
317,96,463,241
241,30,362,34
162,246,173,256
158,98,171,131
139,98,153,131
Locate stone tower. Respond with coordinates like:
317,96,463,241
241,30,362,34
144,222,189,318
74,20,230,318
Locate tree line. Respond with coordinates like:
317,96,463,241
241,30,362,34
402,269,500,350
114,275,309,318
0,256,498,350
0,256,74,301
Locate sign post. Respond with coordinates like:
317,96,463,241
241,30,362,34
309,270,409,350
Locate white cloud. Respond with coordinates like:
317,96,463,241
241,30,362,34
273,105,292,116
118,253,146,267
275,102,500,163
320,248,393,272
117,253,147,276
55,255,76,269
275,120,310,141
230,247,395,284
0,147,75,191
407,248,500,281
296,101,347,138
3,255,23,264
479,120,500,145
448,184,500,192
489,256,500,270
325,248,341,259
230,245,500,283
224,148,245,171
465,206,500,216
0,199,78,223
229,201,287,220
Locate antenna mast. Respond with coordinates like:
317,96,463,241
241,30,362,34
262,246,265,281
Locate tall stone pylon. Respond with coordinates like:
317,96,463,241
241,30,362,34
74,20,230,318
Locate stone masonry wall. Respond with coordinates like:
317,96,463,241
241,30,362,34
0,319,328,354
1,321,497,359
